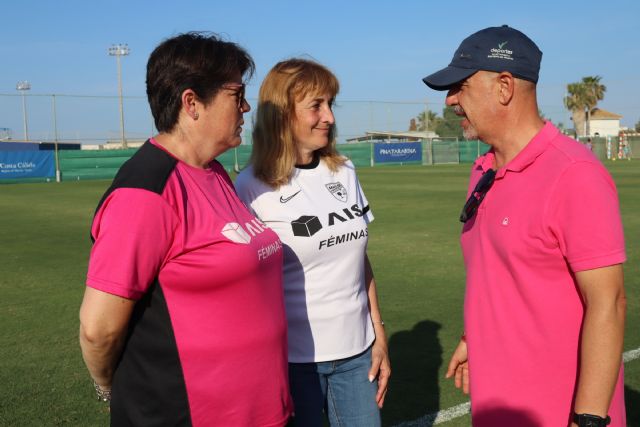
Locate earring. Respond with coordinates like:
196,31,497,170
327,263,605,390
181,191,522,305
193,112,199,120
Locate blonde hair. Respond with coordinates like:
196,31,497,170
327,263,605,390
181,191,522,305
250,58,345,187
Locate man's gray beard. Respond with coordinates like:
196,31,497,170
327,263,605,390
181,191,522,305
454,106,479,140
462,125,478,140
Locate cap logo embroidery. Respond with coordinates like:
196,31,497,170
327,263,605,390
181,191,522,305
488,43,513,61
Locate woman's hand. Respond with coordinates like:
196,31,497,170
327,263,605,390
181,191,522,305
363,253,390,408
369,336,391,408
445,338,469,394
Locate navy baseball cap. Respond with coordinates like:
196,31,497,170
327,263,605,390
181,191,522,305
423,25,542,91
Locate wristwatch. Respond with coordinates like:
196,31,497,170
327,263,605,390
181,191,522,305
573,412,611,427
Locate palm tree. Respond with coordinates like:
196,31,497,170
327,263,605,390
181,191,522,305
582,76,606,136
415,110,440,132
563,76,606,137
564,82,588,136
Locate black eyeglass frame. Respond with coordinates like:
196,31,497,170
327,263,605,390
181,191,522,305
459,169,496,223
221,83,246,110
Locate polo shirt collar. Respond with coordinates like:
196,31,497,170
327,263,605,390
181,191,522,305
504,121,557,173
474,150,495,173
472,121,559,177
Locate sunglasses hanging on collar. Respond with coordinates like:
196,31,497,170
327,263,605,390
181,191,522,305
460,169,496,223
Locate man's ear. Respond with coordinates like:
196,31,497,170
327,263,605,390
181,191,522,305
497,72,515,105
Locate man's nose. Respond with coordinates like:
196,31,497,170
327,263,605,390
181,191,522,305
445,89,458,106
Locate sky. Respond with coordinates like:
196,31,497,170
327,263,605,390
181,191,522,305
1,0,639,143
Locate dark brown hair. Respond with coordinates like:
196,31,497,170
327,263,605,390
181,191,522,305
146,32,254,132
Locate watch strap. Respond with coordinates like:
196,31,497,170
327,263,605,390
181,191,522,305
572,412,611,427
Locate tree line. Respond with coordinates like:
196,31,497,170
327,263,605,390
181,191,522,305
410,106,464,138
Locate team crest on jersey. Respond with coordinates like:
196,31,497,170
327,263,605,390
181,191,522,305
325,182,347,202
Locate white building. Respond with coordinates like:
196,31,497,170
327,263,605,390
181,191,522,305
588,108,622,137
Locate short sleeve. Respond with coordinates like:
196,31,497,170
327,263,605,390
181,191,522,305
546,161,626,272
87,188,179,299
347,160,374,224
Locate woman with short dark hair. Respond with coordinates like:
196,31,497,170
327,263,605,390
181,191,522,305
79,32,292,426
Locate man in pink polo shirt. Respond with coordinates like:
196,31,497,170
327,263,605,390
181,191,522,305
423,26,626,427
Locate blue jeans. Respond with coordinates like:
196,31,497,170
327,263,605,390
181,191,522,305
288,346,381,427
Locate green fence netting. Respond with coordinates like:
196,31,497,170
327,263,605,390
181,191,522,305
27,140,512,182
2,136,636,183
338,143,373,168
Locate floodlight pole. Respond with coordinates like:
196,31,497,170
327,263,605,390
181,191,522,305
16,81,31,141
52,94,61,182
108,44,130,149
424,98,429,132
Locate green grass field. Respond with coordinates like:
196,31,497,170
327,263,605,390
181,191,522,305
1,162,638,426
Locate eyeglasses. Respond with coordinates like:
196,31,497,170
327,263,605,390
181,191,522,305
221,83,246,110
459,169,496,223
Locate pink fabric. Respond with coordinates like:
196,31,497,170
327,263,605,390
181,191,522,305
87,146,292,426
461,122,626,426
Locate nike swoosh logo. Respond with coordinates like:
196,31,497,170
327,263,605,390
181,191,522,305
280,190,301,203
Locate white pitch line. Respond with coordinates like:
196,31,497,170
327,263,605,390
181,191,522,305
392,402,471,426
623,347,640,363
392,347,640,427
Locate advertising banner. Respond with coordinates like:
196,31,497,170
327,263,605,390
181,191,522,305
0,142,40,151
374,142,422,163
0,151,55,179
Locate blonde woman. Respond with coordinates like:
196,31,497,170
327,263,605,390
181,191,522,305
236,58,390,427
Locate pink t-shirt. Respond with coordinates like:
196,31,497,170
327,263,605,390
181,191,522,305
461,122,626,426
87,140,292,426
